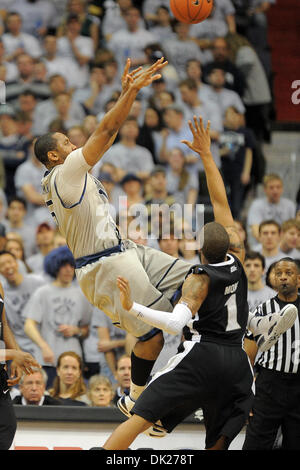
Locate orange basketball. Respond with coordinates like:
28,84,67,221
170,0,214,24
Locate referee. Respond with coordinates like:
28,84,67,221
243,257,300,450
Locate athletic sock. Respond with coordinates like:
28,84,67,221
129,352,156,401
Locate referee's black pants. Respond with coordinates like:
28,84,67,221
243,367,300,450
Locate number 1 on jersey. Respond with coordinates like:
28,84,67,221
225,294,241,331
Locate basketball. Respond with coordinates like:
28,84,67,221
170,0,214,24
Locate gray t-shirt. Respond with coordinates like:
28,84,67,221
247,197,296,228
83,307,126,364
163,37,212,79
14,158,46,222
247,285,277,313
2,274,46,355
24,283,93,365
247,197,296,247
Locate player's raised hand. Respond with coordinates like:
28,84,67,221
121,58,142,94
126,57,168,91
181,116,211,157
117,276,133,311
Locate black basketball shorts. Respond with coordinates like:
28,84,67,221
132,339,254,448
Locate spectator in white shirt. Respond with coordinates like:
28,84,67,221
107,7,156,72
205,66,245,117
56,13,94,88
2,11,42,61
7,0,58,38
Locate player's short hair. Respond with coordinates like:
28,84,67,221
244,251,266,270
34,132,58,166
201,222,230,264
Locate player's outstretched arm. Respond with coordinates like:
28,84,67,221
117,274,209,335
181,116,245,263
82,58,167,167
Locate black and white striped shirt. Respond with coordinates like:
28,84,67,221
254,296,300,374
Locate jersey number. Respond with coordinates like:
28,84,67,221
225,294,241,331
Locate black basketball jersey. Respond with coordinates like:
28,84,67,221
183,254,249,345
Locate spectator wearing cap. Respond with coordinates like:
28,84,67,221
0,104,29,199
56,13,95,89
2,196,36,257
24,246,93,388
26,223,55,276
93,116,154,183
2,12,42,61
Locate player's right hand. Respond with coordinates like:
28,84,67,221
8,351,41,386
129,57,168,91
117,276,133,311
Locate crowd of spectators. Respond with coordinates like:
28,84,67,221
0,0,299,409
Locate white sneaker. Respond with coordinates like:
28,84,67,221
256,304,298,352
117,395,167,438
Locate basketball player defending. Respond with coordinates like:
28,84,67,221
34,58,296,438
100,117,297,450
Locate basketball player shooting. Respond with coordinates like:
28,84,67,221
34,58,296,439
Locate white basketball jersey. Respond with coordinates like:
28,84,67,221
41,148,120,259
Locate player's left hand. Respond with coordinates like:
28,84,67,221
117,276,133,311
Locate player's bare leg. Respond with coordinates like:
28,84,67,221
103,415,152,450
